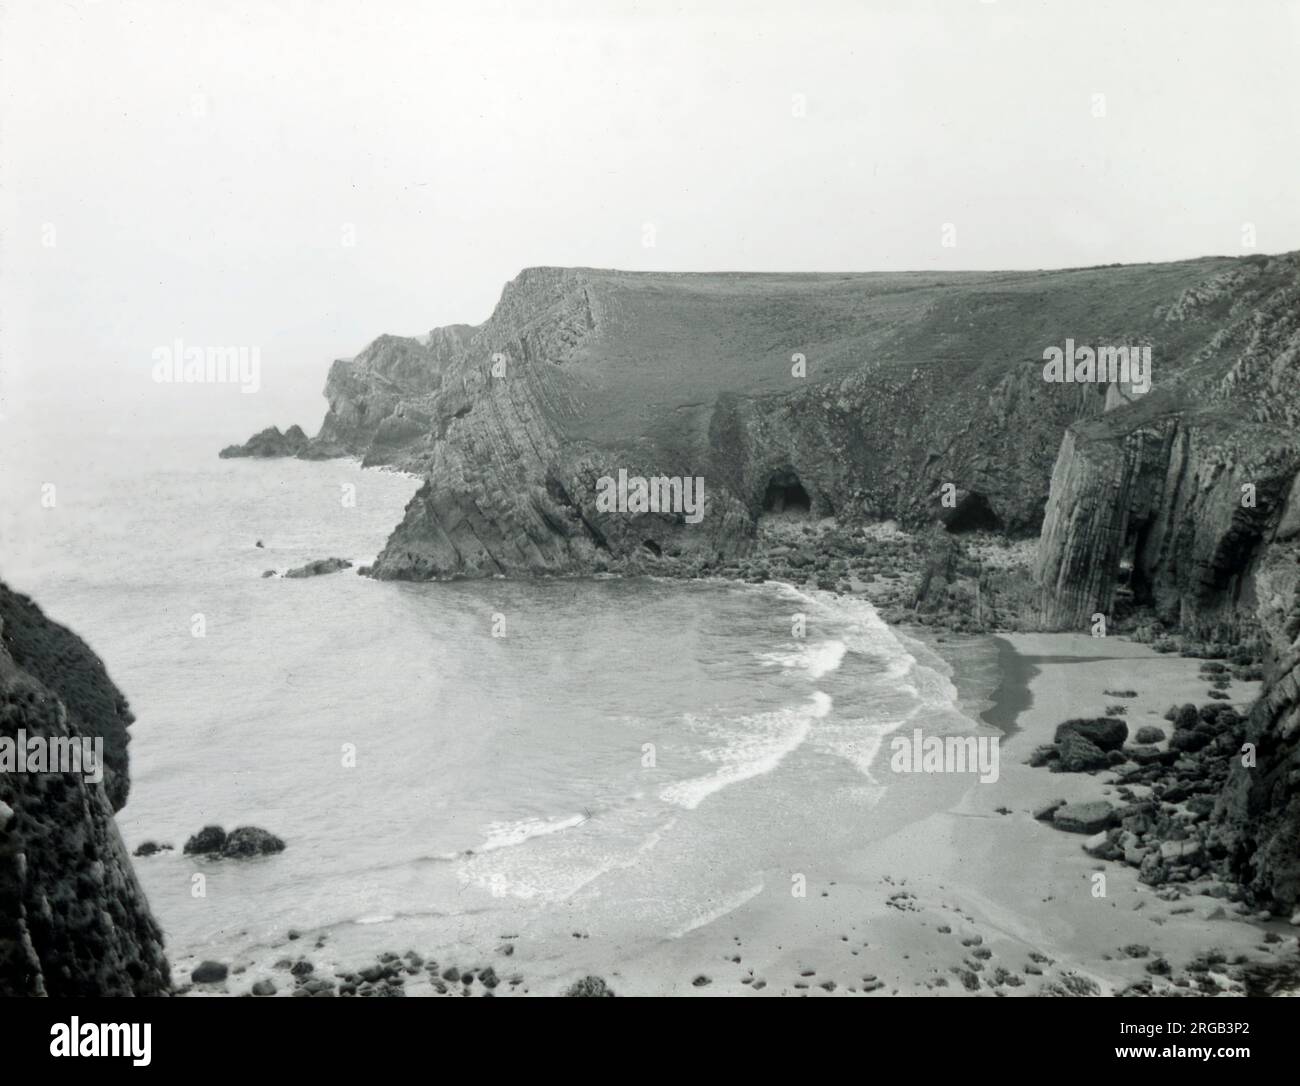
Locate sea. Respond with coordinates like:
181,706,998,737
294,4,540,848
0,380,998,983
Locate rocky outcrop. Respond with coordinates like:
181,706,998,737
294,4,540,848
0,581,170,996
220,424,310,459
183,825,286,859
225,257,1285,580
1208,547,1300,912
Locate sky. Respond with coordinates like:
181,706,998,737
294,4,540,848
1,0,1298,428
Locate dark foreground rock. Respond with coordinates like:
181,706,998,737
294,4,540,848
0,581,170,996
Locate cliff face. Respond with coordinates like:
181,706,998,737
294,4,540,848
0,583,170,996
226,257,1281,580
1036,255,1300,634
1210,605,1300,912
1027,254,1300,912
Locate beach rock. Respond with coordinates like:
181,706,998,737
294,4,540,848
1055,717,1128,751
564,975,615,997
1170,727,1214,754
1135,726,1166,744
251,979,276,996
221,826,286,858
1054,732,1110,773
283,557,352,579
1034,799,1067,822
1027,745,1060,768
1160,838,1204,866
192,960,228,984
1083,831,1118,858
1052,800,1118,834
1129,745,1171,766
183,825,228,855
132,841,172,857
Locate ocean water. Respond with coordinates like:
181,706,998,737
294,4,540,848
0,401,988,977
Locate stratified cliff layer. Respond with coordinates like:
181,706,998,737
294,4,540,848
226,257,1286,580
1036,255,1300,636
0,582,170,996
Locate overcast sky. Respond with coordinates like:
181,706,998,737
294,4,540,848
2,0,1298,424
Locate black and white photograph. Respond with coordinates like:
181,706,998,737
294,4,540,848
1,0,1298,1065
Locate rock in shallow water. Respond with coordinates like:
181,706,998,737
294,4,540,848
182,824,285,858
283,557,352,579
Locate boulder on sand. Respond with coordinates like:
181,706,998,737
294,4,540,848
1051,800,1118,834
1054,731,1110,772
1054,717,1128,751
192,961,228,984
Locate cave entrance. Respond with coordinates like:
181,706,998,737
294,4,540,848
944,491,1003,533
762,469,812,515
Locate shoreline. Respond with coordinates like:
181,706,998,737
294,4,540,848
168,611,1295,998
978,634,1035,739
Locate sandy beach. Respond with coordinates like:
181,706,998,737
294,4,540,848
173,629,1294,998
572,632,1287,997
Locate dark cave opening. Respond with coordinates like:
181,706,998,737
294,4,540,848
944,491,1003,533
642,539,663,557
762,469,812,515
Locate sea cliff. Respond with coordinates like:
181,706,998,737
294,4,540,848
0,582,170,996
